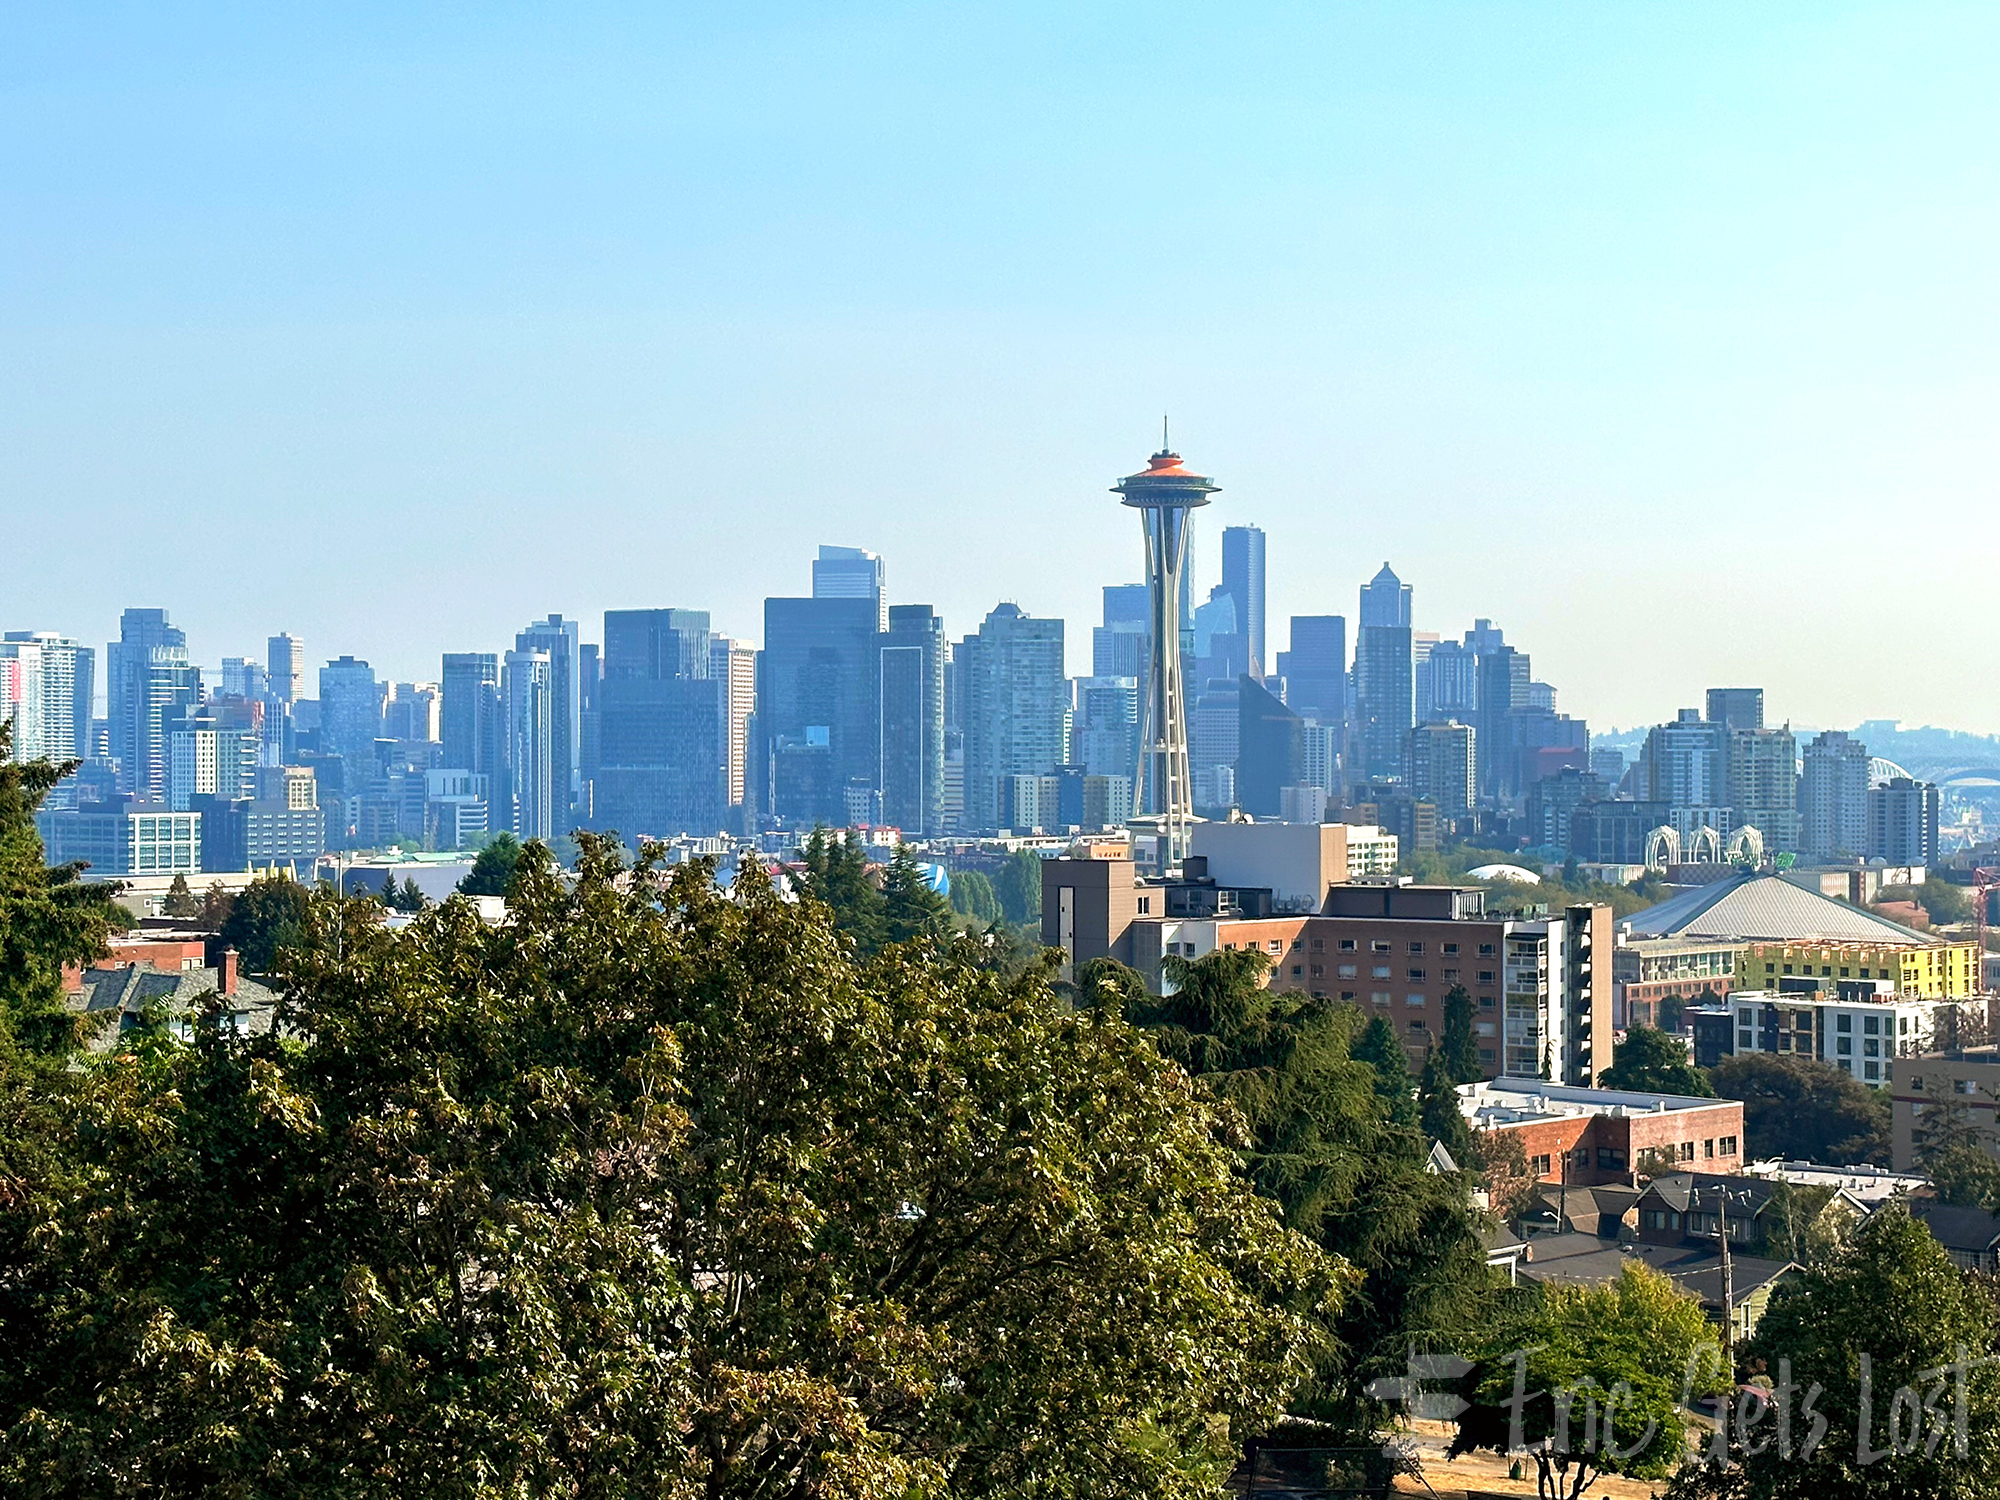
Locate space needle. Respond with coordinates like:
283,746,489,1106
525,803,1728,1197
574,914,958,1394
1113,427,1218,872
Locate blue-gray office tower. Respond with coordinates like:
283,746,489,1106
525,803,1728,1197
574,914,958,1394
759,594,881,827
1220,524,1267,678
516,615,580,832
441,653,503,782
879,605,945,836
1277,616,1346,725
108,608,200,799
1353,564,1413,781
591,609,723,840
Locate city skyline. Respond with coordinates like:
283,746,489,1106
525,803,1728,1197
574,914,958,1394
5,7,1999,731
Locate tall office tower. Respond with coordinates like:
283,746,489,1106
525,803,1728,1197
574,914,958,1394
1236,676,1303,818
1639,709,1733,841
1475,645,1530,798
0,640,44,763
1220,524,1267,677
1526,681,1556,713
1359,562,1412,630
1405,719,1476,823
959,603,1067,833
1189,675,1243,811
3,632,92,759
1092,584,1151,679
1275,615,1347,724
761,595,880,826
1726,725,1799,854
440,653,503,779
1114,442,1217,865
1800,730,1871,861
168,712,258,811
516,616,580,833
1353,624,1413,781
1464,618,1505,657
875,606,946,836
108,609,199,796
318,657,383,761
575,643,602,820
710,635,757,819
501,648,555,841
1072,675,1140,782
1190,585,1246,682
1416,639,1477,723
1870,777,1940,866
266,634,305,702
812,545,887,631
592,609,721,838
219,657,268,701
1706,687,1765,732
382,682,441,743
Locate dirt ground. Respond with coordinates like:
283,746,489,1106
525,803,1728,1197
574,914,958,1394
1388,1418,1667,1499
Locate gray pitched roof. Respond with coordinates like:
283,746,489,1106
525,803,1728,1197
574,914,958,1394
1911,1201,2000,1253
1624,872,1941,946
71,963,282,1049
1637,1172,1779,1217
1519,1233,1796,1307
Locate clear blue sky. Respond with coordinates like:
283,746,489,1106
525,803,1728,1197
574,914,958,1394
5,4,1997,730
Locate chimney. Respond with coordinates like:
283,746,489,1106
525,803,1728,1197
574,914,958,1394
220,947,239,997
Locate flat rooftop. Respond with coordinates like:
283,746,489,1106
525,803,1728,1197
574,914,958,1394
1458,1077,1736,1127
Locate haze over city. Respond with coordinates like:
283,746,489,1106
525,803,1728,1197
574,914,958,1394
6,4,1998,732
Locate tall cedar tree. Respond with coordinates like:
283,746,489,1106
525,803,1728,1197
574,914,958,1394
215,872,312,975
1350,1015,1420,1129
0,837,1335,1497
1437,984,1482,1084
879,846,952,946
1105,948,1494,1433
1602,1024,1714,1096
161,872,199,918
457,830,522,896
798,826,889,953
1419,1047,1476,1164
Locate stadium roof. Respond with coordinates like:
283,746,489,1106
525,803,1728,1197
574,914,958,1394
1623,871,1941,947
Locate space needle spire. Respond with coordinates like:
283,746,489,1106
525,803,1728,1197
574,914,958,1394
1113,435,1218,871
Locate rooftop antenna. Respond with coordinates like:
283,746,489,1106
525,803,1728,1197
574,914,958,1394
1162,414,1169,453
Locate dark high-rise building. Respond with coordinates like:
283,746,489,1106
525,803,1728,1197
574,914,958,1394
319,656,383,762
812,545,887,631
1870,778,1940,866
266,633,304,703
592,608,723,840
1275,615,1346,724
1706,687,1765,732
516,615,580,833
1235,675,1303,818
1359,562,1411,630
1220,525,1267,677
1476,646,1530,798
1093,584,1150,678
760,596,880,826
959,603,1067,833
1353,625,1413,781
440,653,503,779
1417,639,1477,724
878,605,945,836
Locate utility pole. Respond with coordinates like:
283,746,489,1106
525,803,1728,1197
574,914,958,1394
1718,1185,1736,1366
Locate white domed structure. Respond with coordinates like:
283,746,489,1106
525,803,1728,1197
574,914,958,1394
1869,757,1912,787
1467,863,1541,884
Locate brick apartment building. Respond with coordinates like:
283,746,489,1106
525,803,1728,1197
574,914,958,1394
1460,1077,1746,1188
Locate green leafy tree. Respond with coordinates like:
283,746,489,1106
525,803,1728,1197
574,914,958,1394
1671,1207,2000,1499
160,872,199,918
0,837,1331,1497
197,880,235,929
1419,1046,1475,1164
1126,949,1491,1432
1473,1126,1538,1220
1709,1053,1890,1165
0,722,119,1054
1925,1142,2000,1211
879,845,951,946
1351,1014,1420,1129
215,872,312,975
1603,1025,1714,1096
948,867,1001,926
1438,984,1482,1084
992,847,1043,926
1452,1263,1724,1499
456,830,523,897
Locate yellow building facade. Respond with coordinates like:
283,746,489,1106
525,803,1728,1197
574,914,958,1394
1744,939,1979,998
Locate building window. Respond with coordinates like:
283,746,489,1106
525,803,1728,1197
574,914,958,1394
1409,941,1424,954
1900,1017,1911,1034
1291,965,1304,977
1838,1014,1852,1033
1479,944,1496,956
1442,968,1460,981
1596,1147,1627,1169
1865,1061,1880,1081
1479,970,1496,984
1443,942,1460,955
1739,1031,1755,1050
1839,1060,1853,1075
1480,995,1495,1008
1338,964,1357,978
1680,1141,1696,1161
1865,1016,1881,1035
1406,993,1426,1007
1840,968,1850,977
1137,897,1150,914
1372,940,1391,953
1864,1039,1880,1058
1956,1079,1977,1095
1372,965,1391,979
1408,1020,1427,1032
1783,965,1793,975
1703,1139,1715,1158
1340,990,1357,1001
1529,1154,1552,1176
1837,1037,1852,1055
1720,1136,1737,1155
1338,939,1355,951
1478,1047,1495,1062
1371,991,1391,1005
1408,968,1426,981
1311,939,1325,952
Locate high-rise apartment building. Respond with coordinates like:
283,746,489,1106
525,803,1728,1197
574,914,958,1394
812,545,887,631
502,648,555,841
760,596,880,826
318,657,383,762
1870,778,1940,866
1072,676,1140,783
1416,640,1477,725
168,713,258,811
878,605,946,836
381,683,441,744
440,653,503,780
959,604,1067,833
516,616,580,833
1639,709,1733,843
2,632,92,760
108,609,200,799
595,609,724,839
1706,687,1765,732
710,635,756,820
1726,725,1799,855
1220,525,1267,677
1275,616,1346,725
0,640,44,764
1405,719,1476,823
219,657,268,702
1800,730,1871,862
1358,562,1412,629
1092,584,1150,678
266,634,305,703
